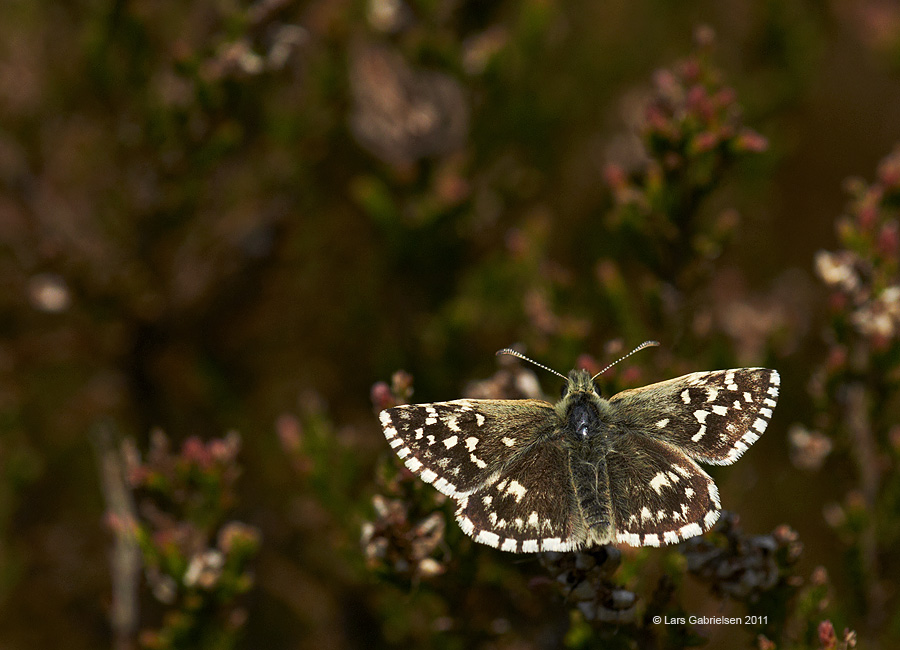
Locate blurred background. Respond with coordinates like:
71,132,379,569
2,0,900,648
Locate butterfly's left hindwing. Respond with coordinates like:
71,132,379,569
606,435,720,547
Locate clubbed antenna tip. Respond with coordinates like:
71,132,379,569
592,340,660,380
496,348,567,380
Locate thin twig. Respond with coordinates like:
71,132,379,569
92,421,141,650
844,382,886,636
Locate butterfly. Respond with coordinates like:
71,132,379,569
379,342,779,552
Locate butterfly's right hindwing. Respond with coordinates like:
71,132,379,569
454,439,582,552
380,399,558,498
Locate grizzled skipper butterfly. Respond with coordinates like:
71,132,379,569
379,342,779,552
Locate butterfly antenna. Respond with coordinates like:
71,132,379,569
496,348,567,380
591,340,660,381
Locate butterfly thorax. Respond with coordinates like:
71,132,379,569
555,369,612,439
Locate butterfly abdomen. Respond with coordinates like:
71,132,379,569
569,453,614,546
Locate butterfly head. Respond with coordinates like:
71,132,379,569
565,369,600,397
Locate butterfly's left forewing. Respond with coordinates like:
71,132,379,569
608,368,780,465
605,434,721,547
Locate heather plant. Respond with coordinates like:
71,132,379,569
98,429,260,650
810,146,900,637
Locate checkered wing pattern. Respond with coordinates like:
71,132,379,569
454,439,581,552
380,399,585,551
379,361,781,553
380,399,558,498
606,434,720,547
608,369,780,465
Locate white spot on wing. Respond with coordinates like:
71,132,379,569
501,437,516,447
522,540,539,552
643,533,660,547
679,522,703,539
708,481,721,509
650,472,671,493
616,532,641,546
681,389,691,404
475,413,485,426
420,469,437,483
476,530,500,547
507,480,528,502
443,435,458,449
541,538,567,551
404,457,422,472
711,404,728,416
465,437,479,451
433,477,455,494
501,538,518,552
656,418,669,428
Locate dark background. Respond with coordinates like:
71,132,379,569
1,0,899,648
